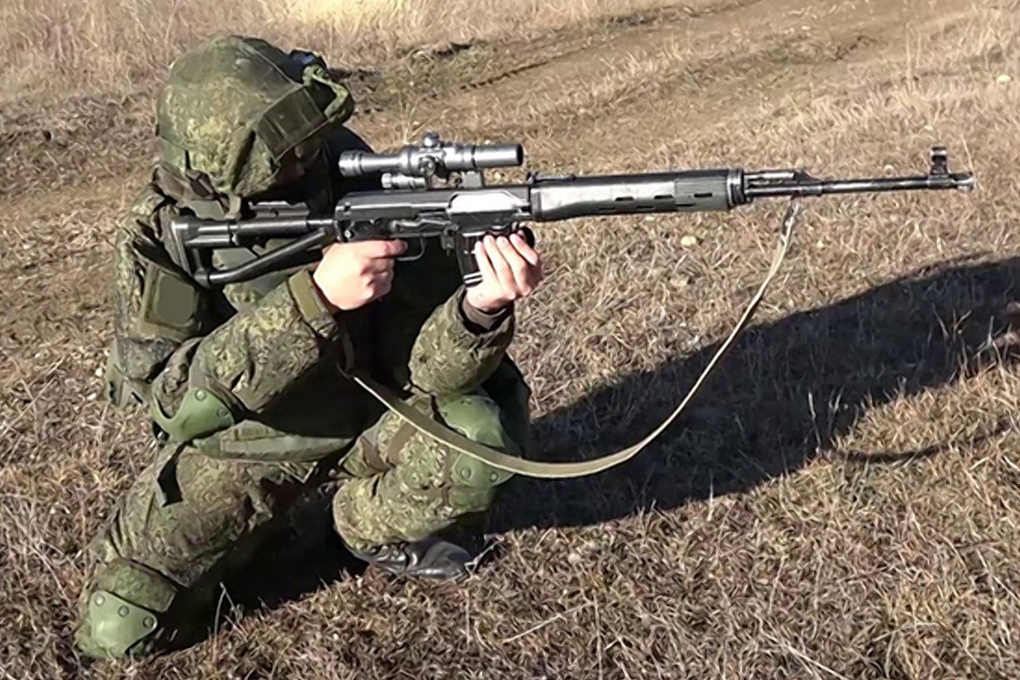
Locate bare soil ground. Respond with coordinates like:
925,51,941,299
3,0,1020,677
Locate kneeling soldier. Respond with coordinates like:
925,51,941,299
75,35,543,660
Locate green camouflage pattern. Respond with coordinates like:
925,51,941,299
333,389,525,551
80,372,526,657
157,35,353,217
81,119,531,658
406,290,515,396
89,445,321,589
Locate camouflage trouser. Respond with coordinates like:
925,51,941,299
74,371,529,660
333,390,523,551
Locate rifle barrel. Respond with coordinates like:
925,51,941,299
744,172,975,199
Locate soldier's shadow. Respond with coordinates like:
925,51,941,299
491,254,1020,533
224,485,366,613
228,255,1020,613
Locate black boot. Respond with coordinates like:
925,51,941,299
345,536,474,581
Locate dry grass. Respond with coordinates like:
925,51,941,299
3,0,1020,677
0,0,677,103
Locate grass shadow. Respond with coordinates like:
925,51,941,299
491,255,1020,532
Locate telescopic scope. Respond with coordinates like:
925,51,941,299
338,133,524,178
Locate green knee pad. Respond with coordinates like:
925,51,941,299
435,393,517,489
74,560,178,661
151,386,236,443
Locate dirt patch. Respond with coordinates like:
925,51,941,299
3,0,1019,678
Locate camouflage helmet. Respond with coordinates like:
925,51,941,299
156,35,354,218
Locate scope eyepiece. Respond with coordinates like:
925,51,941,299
338,133,524,178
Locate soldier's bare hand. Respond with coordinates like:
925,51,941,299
313,240,407,311
465,233,544,313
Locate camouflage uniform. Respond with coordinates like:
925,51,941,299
75,36,530,660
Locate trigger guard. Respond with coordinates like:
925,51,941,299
397,238,426,262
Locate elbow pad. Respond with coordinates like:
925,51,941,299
151,387,237,442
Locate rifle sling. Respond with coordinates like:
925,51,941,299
352,203,800,479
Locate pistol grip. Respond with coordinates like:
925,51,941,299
456,227,535,287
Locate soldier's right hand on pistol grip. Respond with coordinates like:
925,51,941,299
312,240,408,311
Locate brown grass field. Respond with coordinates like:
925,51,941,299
2,0,1020,677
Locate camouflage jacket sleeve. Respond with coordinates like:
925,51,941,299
404,289,515,397
110,185,347,426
